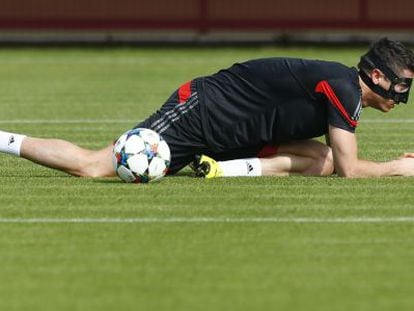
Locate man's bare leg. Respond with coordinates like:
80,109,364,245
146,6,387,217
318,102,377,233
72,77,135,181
261,140,334,176
20,137,115,177
6,133,333,179
195,140,334,178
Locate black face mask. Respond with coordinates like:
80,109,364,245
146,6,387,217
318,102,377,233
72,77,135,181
358,51,412,104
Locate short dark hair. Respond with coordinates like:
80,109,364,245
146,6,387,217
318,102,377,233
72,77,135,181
358,38,414,75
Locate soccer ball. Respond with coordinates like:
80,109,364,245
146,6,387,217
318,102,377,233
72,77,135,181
112,128,171,183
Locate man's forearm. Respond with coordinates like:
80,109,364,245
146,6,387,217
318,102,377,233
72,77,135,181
336,158,404,178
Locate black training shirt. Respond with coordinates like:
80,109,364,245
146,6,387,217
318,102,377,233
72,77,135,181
196,57,362,152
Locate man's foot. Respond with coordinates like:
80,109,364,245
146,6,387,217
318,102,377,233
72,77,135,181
192,155,223,178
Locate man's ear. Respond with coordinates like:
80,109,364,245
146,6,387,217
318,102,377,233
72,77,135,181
370,68,383,85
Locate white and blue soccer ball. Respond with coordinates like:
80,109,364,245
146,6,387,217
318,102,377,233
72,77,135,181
112,128,171,183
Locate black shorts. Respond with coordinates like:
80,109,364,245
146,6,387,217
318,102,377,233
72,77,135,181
135,80,279,174
135,80,209,174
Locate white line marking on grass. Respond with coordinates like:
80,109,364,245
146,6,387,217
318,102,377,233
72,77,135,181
1,118,414,125
0,119,138,124
1,217,414,224
364,119,414,123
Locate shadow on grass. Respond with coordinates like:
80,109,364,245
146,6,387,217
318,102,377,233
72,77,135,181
92,171,194,185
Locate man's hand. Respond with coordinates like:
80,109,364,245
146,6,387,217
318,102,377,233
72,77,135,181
400,152,414,159
393,156,414,176
329,125,414,177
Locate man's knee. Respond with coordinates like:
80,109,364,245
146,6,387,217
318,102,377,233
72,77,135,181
281,141,334,176
310,146,334,176
76,148,115,178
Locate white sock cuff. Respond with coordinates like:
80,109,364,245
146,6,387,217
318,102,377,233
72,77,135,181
219,157,262,177
245,157,262,177
0,132,26,156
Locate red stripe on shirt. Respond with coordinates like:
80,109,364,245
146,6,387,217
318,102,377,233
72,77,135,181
178,81,192,104
315,80,358,128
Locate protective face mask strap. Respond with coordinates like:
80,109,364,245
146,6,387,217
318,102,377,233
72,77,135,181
358,52,412,103
359,69,390,100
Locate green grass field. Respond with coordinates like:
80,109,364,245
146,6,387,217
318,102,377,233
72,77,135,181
1,46,414,311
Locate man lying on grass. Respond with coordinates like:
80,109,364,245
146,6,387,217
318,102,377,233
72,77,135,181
1,38,414,179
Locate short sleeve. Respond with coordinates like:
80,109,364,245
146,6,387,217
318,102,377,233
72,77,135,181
315,79,362,133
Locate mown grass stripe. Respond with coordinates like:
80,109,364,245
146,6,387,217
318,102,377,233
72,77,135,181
1,217,414,224
0,119,138,124
1,119,414,124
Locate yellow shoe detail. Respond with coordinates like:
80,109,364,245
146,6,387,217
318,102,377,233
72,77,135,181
193,155,223,178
